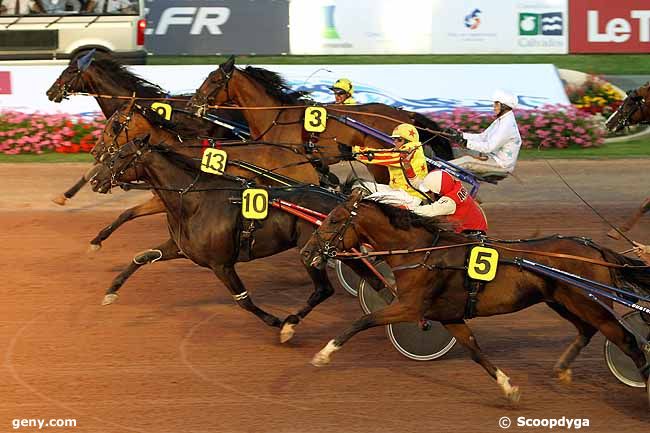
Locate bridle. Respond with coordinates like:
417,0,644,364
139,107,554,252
609,89,650,130
95,102,141,161
191,69,233,116
100,136,148,189
52,67,85,101
311,194,365,260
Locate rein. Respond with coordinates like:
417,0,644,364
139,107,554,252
67,91,452,138
335,241,648,269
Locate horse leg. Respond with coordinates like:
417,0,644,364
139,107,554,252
311,301,419,367
102,238,184,305
89,195,164,251
545,302,598,384
212,264,283,328
52,165,99,205
608,197,650,239
556,291,649,385
280,265,335,343
442,320,521,404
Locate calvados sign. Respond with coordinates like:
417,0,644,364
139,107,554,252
570,0,650,52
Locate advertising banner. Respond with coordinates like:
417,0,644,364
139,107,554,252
569,0,650,53
289,0,567,54
144,0,289,55
0,64,569,116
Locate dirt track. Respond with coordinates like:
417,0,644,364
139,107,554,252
1,161,649,433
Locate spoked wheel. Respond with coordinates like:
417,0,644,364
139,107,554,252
357,267,456,361
604,311,650,388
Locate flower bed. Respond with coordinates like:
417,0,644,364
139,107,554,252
431,105,606,149
564,74,623,116
0,111,104,155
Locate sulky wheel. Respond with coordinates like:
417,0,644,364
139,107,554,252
358,274,456,361
604,311,650,388
333,260,362,297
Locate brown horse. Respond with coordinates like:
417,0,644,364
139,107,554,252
92,136,343,342
46,50,245,205
605,82,650,239
87,100,319,250
300,189,650,402
187,57,452,184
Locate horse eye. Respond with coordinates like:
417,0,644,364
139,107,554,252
111,122,121,135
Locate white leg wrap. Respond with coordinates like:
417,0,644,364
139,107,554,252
497,369,514,395
311,339,340,367
496,369,521,403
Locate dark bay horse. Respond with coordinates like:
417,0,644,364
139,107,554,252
187,57,452,184
92,136,343,342
605,82,650,239
46,50,245,205
300,189,650,402
87,100,320,249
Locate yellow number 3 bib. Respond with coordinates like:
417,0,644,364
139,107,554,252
467,246,499,281
304,107,327,132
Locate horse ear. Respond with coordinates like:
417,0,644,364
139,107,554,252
350,187,366,201
222,55,235,73
139,133,151,145
76,48,96,71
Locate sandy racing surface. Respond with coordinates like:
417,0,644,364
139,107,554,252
1,160,649,433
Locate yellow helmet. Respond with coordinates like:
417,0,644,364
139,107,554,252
331,78,353,95
390,123,419,142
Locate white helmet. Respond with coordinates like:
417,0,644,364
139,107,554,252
492,89,518,109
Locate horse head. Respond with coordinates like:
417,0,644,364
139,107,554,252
46,49,97,102
188,56,236,117
605,83,650,132
92,133,151,193
91,97,141,157
300,188,367,269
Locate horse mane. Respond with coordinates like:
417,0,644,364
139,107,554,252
364,199,451,234
86,53,168,98
150,143,203,176
242,66,309,105
410,112,454,161
137,105,205,138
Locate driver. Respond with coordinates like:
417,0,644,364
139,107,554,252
445,89,522,175
330,78,357,105
414,170,488,234
350,123,427,209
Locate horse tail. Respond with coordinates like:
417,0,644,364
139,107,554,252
600,247,650,298
410,112,454,161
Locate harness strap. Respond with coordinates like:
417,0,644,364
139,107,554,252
490,244,648,269
336,241,648,269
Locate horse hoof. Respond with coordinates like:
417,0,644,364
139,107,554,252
88,243,101,253
102,293,119,306
280,323,296,344
310,352,330,367
606,228,622,240
556,368,572,385
507,386,521,404
52,194,67,206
